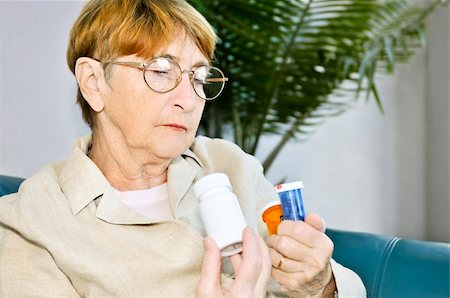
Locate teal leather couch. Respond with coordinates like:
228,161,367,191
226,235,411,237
1,175,449,297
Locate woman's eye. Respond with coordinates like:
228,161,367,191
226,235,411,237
150,70,169,76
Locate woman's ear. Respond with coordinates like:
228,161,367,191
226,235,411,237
75,57,105,112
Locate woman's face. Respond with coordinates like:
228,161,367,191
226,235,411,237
97,34,208,161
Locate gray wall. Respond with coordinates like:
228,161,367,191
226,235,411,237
425,6,450,242
0,1,89,177
1,1,448,241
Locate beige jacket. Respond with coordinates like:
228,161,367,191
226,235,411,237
0,135,365,297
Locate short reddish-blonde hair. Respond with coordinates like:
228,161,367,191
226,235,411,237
67,0,217,127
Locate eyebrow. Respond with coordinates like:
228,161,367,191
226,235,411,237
159,54,210,68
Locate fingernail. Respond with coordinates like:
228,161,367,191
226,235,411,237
203,237,211,250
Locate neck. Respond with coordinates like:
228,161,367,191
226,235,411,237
88,130,171,191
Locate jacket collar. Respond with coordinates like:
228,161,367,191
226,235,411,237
59,135,109,215
59,135,202,224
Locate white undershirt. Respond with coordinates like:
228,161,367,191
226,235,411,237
113,183,174,220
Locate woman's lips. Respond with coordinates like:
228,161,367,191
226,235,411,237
162,124,187,131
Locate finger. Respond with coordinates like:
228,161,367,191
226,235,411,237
268,232,334,280
277,220,329,248
255,230,272,277
305,213,326,233
269,248,303,273
271,260,334,294
233,227,264,285
267,234,314,262
197,237,222,297
229,252,242,272
254,230,272,294
226,228,272,298
271,268,305,292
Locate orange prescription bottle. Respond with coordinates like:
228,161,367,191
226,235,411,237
261,201,283,235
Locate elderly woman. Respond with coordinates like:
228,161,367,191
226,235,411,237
0,0,365,297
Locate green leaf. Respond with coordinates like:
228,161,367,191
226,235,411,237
190,0,447,172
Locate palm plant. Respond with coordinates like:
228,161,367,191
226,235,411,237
190,0,448,173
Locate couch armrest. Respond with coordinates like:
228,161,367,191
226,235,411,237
326,228,450,298
0,175,25,196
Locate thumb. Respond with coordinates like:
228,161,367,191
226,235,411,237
305,213,326,233
197,237,222,297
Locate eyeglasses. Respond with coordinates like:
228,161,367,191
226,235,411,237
102,56,228,100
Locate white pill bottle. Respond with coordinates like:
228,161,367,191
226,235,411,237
194,173,247,257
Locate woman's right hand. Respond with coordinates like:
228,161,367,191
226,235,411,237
196,227,271,298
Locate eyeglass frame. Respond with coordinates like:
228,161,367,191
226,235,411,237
100,56,229,100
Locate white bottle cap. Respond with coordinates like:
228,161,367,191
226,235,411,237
194,173,232,199
260,200,281,221
275,181,304,192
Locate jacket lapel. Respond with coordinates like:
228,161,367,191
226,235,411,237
167,155,198,216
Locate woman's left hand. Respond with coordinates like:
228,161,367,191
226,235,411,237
266,213,336,298
196,227,272,298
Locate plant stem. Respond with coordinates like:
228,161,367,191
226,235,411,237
262,115,305,173
250,0,313,155
232,100,243,148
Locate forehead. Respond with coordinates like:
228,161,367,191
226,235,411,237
151,32,209,66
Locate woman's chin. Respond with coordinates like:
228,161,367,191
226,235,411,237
151,142,190,160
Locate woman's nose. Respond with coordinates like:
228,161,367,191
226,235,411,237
171,71,198,111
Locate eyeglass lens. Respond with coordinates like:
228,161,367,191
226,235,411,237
144,57,226,100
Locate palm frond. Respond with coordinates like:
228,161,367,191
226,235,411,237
190,0,445,172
